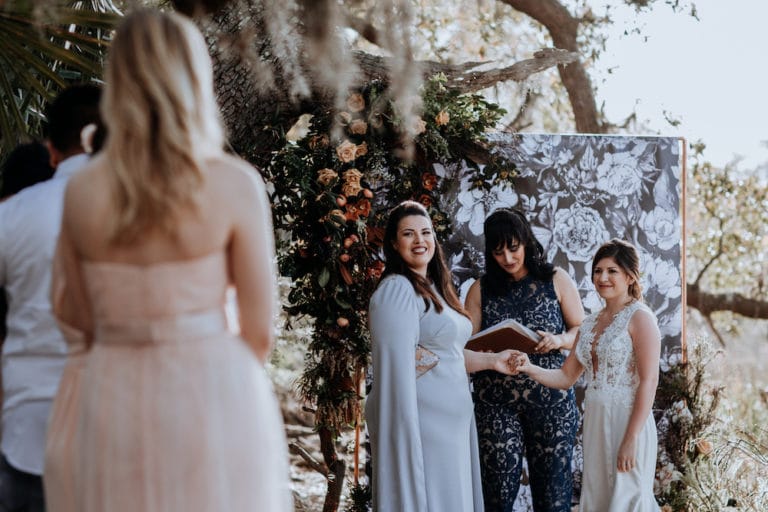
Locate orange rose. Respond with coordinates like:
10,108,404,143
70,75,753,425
346,93,365,113
435,110,450,126
336,140,357,163
345,204,360,221
421,172,438,191
356,199,372,218
418,194,432,208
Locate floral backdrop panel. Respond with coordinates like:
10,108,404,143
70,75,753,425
439,133,683,510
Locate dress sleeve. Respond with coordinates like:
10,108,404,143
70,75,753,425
50,224,92,352
367,275,427,511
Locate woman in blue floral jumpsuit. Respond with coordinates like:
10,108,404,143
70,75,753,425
464,208,585,511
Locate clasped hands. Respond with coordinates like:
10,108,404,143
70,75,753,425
489,350,530,376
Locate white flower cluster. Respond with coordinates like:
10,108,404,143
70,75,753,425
654,461,683,494
669,400,693,424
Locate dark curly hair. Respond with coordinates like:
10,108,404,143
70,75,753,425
483,208,555,296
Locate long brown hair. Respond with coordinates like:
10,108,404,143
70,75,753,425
380,201,468,317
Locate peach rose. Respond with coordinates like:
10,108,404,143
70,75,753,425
413,117,427,135
435,110,450,126
349,119,368,135
696,439,713,456
336,140,357,163
346,93,365,113
355,141,368,158
336,111,353,125
336,317,350,328
342,169,364,197
317,168,338,186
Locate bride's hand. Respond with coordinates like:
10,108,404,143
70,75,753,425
510,352,532,374
617,436,638,473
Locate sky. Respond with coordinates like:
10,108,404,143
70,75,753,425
594,0,768,171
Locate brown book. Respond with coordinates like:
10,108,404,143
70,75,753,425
465,319,541,354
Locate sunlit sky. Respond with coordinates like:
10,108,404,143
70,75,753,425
594,0,768,171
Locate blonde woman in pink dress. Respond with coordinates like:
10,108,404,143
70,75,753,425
511,239,661,511
43,9,292,512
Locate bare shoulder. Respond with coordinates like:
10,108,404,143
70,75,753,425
206,154,267,200
64,155,110,215
552,266,575,285
552,266,577,295
628,305,660,342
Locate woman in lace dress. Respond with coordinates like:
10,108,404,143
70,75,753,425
44,10,292,511
464,208,584,511
366,201,517,511
512,239,661,512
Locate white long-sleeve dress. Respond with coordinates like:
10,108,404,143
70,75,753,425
365,275,484,511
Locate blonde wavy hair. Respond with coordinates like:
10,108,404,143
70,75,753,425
101,9,224,243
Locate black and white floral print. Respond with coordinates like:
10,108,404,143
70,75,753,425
439,133,684,511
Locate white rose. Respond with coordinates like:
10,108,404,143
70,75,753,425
640,206,680,251
595,152,643,196
552,205,609,262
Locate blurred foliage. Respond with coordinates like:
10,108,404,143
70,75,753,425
0,0,120,157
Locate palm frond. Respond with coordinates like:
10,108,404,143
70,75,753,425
0,0,121,156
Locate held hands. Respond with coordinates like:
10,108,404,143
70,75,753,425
490,350,518,375
506,351,532,375
535,331,562,353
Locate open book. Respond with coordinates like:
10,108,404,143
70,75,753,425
465,318,541,353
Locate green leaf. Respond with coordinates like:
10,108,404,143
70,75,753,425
317,267,330,288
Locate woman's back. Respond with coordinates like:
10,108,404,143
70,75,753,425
46,152,293,512
64,152,249,265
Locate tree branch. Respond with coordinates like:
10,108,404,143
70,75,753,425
289,441,328,476
497,0,604,133
702,313,726,347
687,283,768,320
342,10,383,47
354,48,580,94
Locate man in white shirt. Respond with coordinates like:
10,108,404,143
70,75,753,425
0,84,101,512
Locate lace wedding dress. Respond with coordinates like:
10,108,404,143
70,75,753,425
575,301,659,512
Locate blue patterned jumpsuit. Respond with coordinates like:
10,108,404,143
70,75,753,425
472,274,579,512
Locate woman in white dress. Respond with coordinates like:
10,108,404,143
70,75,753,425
511,239,660,512
365,200,516,511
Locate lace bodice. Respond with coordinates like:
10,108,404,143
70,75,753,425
575,301,648,403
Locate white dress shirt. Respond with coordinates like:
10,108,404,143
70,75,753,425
0,153,90,474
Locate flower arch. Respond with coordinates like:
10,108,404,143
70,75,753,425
265,74,514,508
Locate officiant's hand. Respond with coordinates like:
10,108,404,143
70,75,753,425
534,331,562,353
